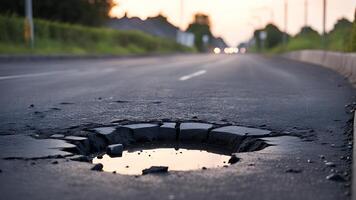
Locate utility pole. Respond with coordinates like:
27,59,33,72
283,0,288,48
176,0,184,46
270,9,275,23
322,0,327,49
180,0,184,30
304,0,308,26
25,0,34,48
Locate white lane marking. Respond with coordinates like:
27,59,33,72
0,70,81,80
179,70,207,81
178,55,236,81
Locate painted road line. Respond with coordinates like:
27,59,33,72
179,70,207,81
0,70,74,81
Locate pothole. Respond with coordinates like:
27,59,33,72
57,121,275,175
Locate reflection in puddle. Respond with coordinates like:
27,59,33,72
93,148,231,175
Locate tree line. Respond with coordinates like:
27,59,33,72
251,17,355,52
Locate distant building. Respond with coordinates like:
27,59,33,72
176,31,195,47
107,14,179,40
107,14,227,49
211,37,228,49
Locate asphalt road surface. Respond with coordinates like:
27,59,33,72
0,54,355,200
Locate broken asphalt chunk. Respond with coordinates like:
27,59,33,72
64,136,90,154
285,169,303,173
86,132,108,153
123,124,159,142
107,144,123,157
220,126,270,137
326,173,346,182
157,123,177,141
179,123,213,142
93,127,116,136
64,136,88,142
209,126,246,146
50,134,65,139
209,126,271,147
93,126,133,146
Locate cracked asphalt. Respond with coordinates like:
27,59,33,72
0,54,355,200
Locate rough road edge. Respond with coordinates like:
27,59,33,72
353,111,356,200
282,50,356,88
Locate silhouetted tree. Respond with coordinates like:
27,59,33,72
326,18,353,51
0,0,114,26
186,13,213,52
264,24,284,49
297,26,320,37
331,18,352,31
254,24,286,51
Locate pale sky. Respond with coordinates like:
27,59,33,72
110,0,356,46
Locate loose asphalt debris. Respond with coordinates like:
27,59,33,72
326,173,346,182
59,102,75,105
91,163,103,171
142,166,168,175
325,162,336,168
228,155,240,164
285,169,303,173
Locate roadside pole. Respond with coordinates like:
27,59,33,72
180,0,184,30
353,112,356,200
283,0,288,49
322,0,327,49
352,14,356,200
25,0,34,48
304,0,308,26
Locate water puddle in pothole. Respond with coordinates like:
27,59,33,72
93,148,231,175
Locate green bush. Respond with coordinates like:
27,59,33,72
327,18,352,51
0,15,192,55
350,12,356,52
263,18,354,54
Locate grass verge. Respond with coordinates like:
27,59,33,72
0,15,193,55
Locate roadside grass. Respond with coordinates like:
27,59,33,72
350,15,356,52
0,15,193,55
